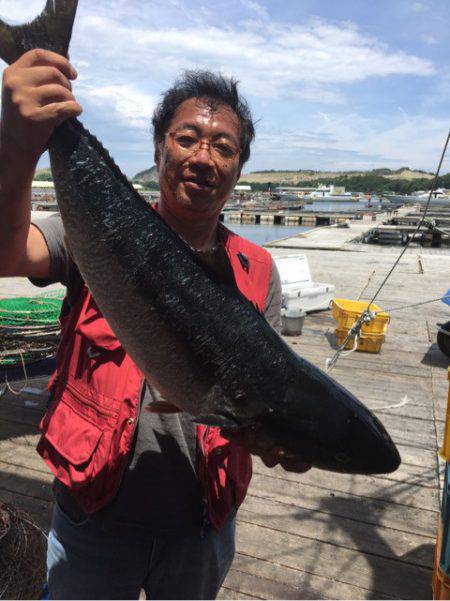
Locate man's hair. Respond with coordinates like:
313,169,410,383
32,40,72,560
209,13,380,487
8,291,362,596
152,70,255,166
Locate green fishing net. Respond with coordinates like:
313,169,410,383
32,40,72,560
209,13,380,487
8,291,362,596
0,291,65,366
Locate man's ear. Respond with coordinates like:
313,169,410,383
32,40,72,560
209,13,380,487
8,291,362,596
154,146,160,168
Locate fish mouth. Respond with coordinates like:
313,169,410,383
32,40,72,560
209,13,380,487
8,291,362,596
182,177,216,191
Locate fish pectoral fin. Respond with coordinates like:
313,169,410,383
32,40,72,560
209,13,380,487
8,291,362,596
195,384,244,428
194,413,241,428
145,400,181,414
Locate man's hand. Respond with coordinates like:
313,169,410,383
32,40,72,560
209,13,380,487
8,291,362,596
222,427,312,474
1,48,82,162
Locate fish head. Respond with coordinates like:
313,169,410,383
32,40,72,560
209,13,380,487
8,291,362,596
268,365,401,475
156,98,242,221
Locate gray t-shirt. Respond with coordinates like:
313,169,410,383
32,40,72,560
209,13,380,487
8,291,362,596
31,214,282,535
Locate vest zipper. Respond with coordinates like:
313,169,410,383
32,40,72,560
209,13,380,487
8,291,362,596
107,376,144,503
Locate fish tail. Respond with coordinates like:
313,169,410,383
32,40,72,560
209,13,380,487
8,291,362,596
0,0,78,65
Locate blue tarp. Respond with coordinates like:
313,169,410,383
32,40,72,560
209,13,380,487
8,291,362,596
443,289,450,307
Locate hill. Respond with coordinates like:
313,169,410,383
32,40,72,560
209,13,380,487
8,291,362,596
34,168,53,181
238,168,434,185
132,165,158,184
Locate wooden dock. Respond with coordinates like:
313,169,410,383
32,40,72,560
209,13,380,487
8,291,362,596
222,210,366,227
1,231,450,599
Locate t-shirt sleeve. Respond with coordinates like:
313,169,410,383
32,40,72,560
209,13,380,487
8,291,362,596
29,214,76,288
264,258,282,333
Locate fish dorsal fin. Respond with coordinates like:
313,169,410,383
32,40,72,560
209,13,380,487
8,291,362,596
0,0,78,65
194,244,239,291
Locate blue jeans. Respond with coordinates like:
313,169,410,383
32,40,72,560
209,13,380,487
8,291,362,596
47,503,235,600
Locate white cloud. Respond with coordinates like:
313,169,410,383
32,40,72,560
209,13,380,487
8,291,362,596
0,1,444,176
421,33,438,45
84,85,157,130
248,112,450,172
71,15,435,105
0,0,45,23
239,0,269,20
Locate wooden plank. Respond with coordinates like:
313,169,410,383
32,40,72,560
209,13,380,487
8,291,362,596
294,339,431,368
240,494,434,568
0,400,45,428
234,521,433,599
254,465,440,511
0,461,53,501
256,449,438,490
0,417,41,446
226,553,392,600
393,443,437,469
326,367,433,391
372,417,437,451
0,440,50,474
375,403,437,423
248,472,438,538
218,583,263,600
298,327,435,354
365,412,435,440
0,390,48,412
323,374,434,405
293,347,432,379
0,488,53,532
224,567,311,600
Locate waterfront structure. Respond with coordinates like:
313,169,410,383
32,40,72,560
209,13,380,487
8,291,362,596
308,184,354,201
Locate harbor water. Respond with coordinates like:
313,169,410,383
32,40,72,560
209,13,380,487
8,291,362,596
226,223,311,246
224,199,383,245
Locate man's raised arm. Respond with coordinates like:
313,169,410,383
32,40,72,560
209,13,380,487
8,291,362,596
0,49,81,279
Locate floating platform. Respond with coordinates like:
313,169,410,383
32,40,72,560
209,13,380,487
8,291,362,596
221,209,369,227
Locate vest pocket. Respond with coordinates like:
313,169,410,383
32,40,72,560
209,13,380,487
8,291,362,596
38,393,103,490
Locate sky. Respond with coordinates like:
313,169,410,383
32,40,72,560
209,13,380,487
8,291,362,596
0,0,449,178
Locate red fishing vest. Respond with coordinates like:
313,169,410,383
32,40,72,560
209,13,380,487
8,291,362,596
37,223,273,531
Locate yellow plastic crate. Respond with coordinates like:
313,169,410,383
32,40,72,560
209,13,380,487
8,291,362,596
332,298,390,336
439,368,450,462
335,328,385,354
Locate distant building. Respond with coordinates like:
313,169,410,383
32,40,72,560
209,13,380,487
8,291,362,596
275,186,316,196
31,180,145,196
32,180,55,198
309,184,351,198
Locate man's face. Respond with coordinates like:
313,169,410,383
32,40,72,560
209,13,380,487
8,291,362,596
156,97,242,223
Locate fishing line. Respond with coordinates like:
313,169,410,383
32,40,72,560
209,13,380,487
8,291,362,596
367,129,450,308
378,294,450,315
326,130,450,372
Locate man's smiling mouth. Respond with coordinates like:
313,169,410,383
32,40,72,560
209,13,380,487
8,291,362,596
182,177,215,189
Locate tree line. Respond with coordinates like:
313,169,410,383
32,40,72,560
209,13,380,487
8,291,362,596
239,173,450,194
33,169,450,194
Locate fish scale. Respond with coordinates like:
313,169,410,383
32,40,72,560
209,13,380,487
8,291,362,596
0,0,401,474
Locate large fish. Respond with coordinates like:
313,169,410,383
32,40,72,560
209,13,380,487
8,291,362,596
0,0,401,474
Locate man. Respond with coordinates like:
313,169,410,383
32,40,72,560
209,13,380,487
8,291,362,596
0,50,310,599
